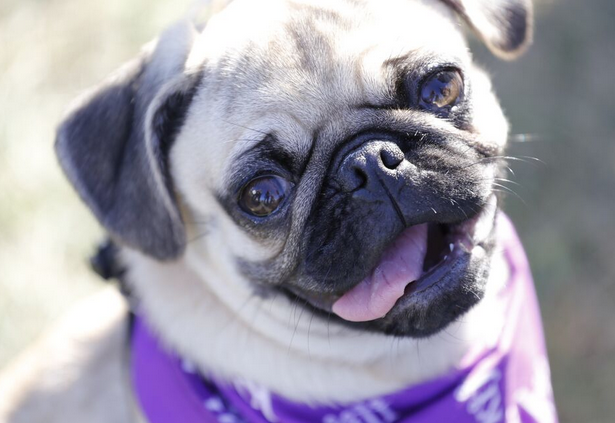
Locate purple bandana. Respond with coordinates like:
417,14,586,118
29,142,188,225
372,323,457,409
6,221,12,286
131,214,558,423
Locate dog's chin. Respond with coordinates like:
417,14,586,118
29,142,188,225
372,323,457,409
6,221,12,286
281,196,498,338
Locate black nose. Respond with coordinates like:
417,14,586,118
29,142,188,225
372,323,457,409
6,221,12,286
337,140,405,193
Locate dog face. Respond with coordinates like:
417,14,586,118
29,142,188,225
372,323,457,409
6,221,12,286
56,0,532,341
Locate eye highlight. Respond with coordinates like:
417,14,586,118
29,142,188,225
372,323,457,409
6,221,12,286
239,175,292,217
418,69,464,113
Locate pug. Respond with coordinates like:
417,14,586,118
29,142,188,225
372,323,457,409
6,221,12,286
0,0,559,422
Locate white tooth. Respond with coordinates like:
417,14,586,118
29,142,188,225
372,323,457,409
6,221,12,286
449,243,454,252
443,255,448,261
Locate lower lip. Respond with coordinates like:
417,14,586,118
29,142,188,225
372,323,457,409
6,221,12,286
403,199,496,297
403,239,474,297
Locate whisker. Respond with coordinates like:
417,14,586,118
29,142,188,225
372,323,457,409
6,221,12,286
441,326,464,343
223,137,262,145
287,294,300,328
493,177,522,188
326,312,331,347
307,313,315,360
502,164,516,176
492,183,527,205
514,155,546,165
222,120,269,136
449,198,469,219
288,298,308,353
458,154,544,171
218,293,258,332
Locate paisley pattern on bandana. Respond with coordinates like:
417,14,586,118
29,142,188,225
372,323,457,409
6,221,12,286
131,214,559,423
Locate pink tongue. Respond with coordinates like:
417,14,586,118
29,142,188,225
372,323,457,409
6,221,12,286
332,224,429,322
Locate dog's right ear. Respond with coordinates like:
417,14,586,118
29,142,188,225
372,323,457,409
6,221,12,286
55,22,200,260
441,0,533,60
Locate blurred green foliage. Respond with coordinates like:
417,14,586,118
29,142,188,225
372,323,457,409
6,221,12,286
1,0,614,422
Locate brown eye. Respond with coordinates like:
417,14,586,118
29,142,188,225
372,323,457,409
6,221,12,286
239,175,291,217
419,69,463,111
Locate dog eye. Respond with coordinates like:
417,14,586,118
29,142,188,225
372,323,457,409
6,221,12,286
239,175,292,217
418,69,463,112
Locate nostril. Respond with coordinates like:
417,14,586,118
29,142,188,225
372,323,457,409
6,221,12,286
353,167,367,189
337,140,405,193
337,162,368,192
380,147,404,170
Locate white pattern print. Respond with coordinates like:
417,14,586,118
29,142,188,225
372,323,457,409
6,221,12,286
507,357,557,423
323,399,398,423
456,367,504,423
234,379,279,423
203,395,248,423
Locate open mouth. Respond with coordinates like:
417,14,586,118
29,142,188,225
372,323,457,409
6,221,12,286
318,196,498,323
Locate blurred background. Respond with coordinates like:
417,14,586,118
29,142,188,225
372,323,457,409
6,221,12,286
0,0,613,421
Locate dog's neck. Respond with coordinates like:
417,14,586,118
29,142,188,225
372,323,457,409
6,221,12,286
127,218,560,423
120,241,509,404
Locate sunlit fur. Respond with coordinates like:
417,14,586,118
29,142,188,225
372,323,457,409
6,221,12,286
127,0,511,403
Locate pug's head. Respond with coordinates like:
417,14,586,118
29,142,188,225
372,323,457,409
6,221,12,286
56,0,532,339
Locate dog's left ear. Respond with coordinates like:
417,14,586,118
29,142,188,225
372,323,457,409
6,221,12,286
441,0,533,59
55,22,200,260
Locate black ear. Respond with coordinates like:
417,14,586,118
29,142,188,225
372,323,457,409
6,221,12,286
55,22,199,260
441,0,533,59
